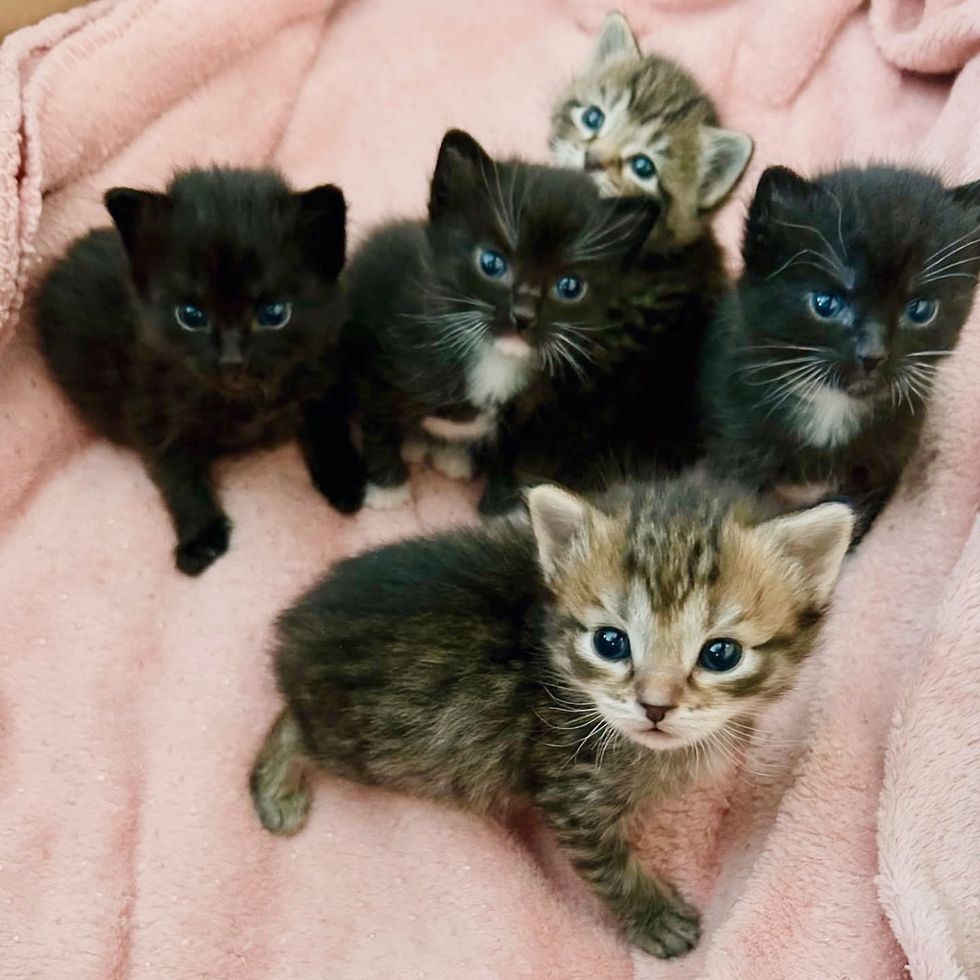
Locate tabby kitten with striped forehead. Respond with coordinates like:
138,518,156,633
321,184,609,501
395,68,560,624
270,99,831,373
550,11,753,251
251,475,853,957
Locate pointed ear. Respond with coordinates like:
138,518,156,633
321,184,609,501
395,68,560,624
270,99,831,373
590,11,641,69
596,195,660,259
747,165,812,226
104,187,171,290
526,484,594,581
429,129,494,220
698,127,753,211
296,184,347,281
754,502,855,606
949,179,980,210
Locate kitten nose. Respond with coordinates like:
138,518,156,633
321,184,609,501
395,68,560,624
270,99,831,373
583,150,604,173
642,703,672,725
859,353,884,374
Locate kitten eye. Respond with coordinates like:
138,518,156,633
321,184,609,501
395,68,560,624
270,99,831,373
808,291,847,320
554,275,587,302
592,627,631,662
697,638,742,673
255,301,292,330
581,105,605,132
477,248,509,280
904,298,938,326
629,155,656,180
175,303,209,331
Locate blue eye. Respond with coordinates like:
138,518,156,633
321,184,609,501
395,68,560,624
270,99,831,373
905,298,938,326
478,248,508,279
582,105,605,132
592,627,631,661
630,155,656,180
808,291,846,320
554,275,586,302
175,303,208,331
255,301,292,330
698,638,742,673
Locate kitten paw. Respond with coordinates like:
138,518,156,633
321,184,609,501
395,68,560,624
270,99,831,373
401,438,428,465
364,482,411,510
430,444,475,481
175,515,231,575
625,896,701,959
310,464,365,515
251,781,311,836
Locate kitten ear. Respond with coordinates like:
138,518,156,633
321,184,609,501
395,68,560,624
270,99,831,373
429,129,494,220
748,165,812,224
698,127,754,211
754,502,855,606
526,484,592,580
949,179,980,210
597,196,660,259
590,11,641,68
104,187,171,289
296,184,347,281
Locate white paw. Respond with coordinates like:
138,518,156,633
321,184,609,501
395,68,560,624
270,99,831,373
364,482,411,510
430,445,475,481
401,438,428,465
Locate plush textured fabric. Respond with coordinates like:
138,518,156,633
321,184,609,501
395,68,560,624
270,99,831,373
1,1,978,977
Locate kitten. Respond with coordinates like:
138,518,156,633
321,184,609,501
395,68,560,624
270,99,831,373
37,167,363,576
250,475,854,957
342,128,657,515
511,12,752,487
700,165,980,525
549,10,753,252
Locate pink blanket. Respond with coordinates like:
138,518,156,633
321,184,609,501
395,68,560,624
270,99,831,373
2,1,979,977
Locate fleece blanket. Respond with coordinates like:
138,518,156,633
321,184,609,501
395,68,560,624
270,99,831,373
1,1,979,977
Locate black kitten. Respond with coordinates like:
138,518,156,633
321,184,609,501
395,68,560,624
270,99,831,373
700,164,980,527
342,128,657,514
37,167,363,576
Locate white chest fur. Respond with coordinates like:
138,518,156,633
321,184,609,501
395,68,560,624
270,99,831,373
467,344,535,409
793,387,871,449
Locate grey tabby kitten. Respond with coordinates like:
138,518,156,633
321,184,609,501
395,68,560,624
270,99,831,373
549,10,753,251
251,475,853,957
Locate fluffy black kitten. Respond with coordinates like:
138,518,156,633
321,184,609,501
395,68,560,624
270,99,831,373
342,128,657,514
37,167,363,576
700,164,980,525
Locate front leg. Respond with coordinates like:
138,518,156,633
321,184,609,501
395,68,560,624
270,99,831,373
477,412,520,516
145,448,230,576
299,384,365,514
535,779,700,958
361,410,411,510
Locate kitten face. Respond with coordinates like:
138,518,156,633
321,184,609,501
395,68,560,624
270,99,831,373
528,481,853,752
426,129,658,380
549,12,752,248
739,166,980,434
105,168,346,393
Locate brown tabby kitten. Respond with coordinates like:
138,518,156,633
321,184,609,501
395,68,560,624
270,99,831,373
251,476,853,957
513,12,754,483
549,10,753,252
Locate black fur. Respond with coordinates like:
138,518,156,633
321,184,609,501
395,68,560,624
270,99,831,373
36,166,363,575
342,128,657,514
700,165,980,526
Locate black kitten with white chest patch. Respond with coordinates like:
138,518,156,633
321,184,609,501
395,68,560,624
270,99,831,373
343,129,657,513
701,164,980,521
37,167,362,575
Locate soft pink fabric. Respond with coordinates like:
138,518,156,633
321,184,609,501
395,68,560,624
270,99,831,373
1,1,978,977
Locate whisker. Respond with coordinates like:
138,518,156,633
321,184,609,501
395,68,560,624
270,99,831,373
772,222,845,272
920,228,980,271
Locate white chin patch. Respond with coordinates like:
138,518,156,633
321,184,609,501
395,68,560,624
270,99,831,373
493,335,533,358
364,482,411,510
794,386,871,448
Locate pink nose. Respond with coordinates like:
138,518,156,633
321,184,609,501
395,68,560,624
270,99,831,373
642,703,672,725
